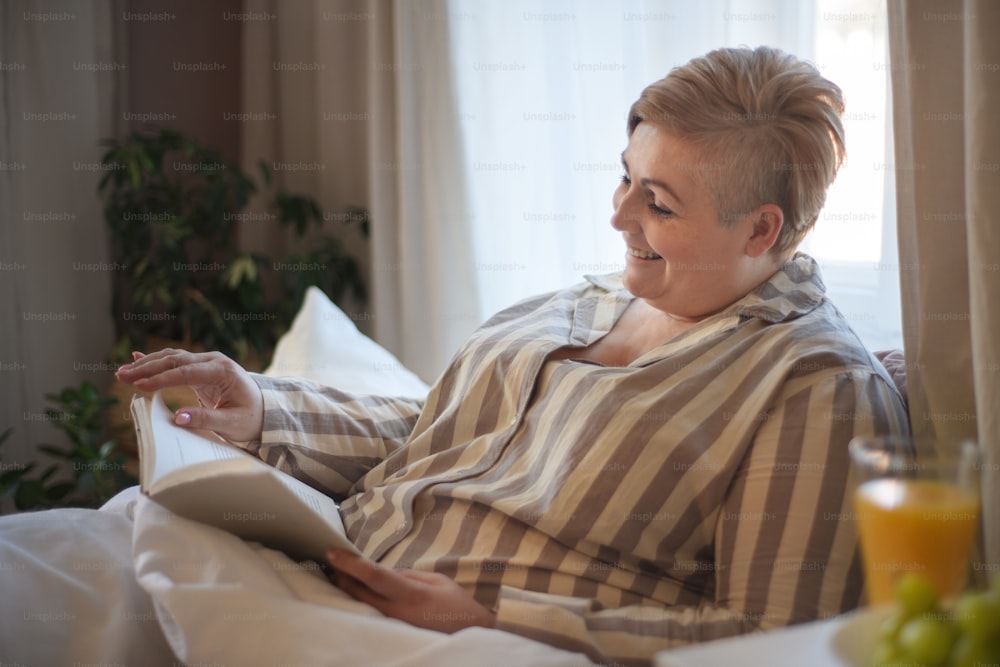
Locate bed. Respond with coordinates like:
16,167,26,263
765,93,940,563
0,287,590,665
0,288,909,665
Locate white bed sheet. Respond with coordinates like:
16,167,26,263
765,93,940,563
0,289,589,664
0,487,590,666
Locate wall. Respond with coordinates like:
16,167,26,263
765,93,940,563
125,0,243,160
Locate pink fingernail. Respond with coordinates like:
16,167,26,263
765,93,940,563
175,411,191,426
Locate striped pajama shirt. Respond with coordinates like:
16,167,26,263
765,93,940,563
247,253,909,665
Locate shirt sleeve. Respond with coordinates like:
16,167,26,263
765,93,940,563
244,374,425,500
492,369,909,666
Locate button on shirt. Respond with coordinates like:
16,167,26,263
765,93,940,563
248,254,909,666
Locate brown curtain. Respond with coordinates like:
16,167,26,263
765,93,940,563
0,1,124,479
887,0,1000,568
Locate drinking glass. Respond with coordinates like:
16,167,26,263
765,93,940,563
848,436,980,605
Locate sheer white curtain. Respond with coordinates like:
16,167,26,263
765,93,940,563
447,0,901,352
240,0,477,384
800,0,901,351
241,0,899,384
448,0,814,320
366,0,480,384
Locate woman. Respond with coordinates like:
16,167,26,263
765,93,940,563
15,47,909,666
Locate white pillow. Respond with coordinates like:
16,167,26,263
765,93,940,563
262,286,429,398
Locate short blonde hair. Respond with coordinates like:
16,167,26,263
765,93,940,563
628,46,846,253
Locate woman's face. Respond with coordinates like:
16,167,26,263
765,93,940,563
611,122,767,320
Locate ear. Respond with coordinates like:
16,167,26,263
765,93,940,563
744,204,784,258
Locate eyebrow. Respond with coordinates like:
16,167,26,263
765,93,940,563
621,153,685,207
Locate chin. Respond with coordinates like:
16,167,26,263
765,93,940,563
620,271,643,296
621,270,664,299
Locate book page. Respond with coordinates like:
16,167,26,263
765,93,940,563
153,471,360,561
135,392,248,487
281,477,328,514
132,391,362,560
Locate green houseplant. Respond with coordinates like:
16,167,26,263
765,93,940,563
4,128,370,513
0,381,134,513
98,127,368,365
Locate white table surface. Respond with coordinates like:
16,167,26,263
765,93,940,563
654,607,886,667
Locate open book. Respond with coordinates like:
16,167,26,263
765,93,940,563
131,391,360,563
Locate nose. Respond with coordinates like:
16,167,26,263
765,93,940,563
610,185,640,232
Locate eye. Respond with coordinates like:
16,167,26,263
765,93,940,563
649,203,674,218
619,169,674,217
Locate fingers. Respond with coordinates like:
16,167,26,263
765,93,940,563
116,348,264,443
170,400,262,443
116,347,182,384
170,405,251,435
325,550,417,601
122,346,189,371
127,360,236,394
117,348,230,387
324,551,497,633
331,571,385,608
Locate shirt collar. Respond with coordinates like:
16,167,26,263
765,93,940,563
731,253,827,323
583,271,625,292
584,252,827,325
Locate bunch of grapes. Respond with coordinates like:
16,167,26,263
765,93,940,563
871,571,1000,667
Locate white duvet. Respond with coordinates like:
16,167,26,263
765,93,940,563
0,487,590,665
0,290,593,664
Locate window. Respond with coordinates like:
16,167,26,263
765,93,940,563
803,0,902,350
450,0,902,351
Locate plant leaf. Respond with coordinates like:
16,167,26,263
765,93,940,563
225,255,258,290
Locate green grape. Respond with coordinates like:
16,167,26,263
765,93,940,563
897,616,954,666
894,572,939,616
878,608,910,642
955,590,1000,642
868,572,1000,667
948,634,975,667
869,639,905,666
949,633,1000,667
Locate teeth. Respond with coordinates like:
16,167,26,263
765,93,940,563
629,247,662,260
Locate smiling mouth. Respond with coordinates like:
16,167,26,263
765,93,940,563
628,246,662,260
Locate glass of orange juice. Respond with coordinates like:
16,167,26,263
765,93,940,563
849,436,980,605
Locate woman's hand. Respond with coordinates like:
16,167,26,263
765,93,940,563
325,550,496,633
115,348,264,443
